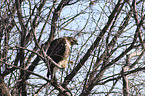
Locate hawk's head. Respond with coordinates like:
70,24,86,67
65,37,78,45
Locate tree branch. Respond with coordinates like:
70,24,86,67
62,0,124,90
99,66,145,85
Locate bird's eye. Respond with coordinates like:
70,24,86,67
73,39,76,42
72,39,78,45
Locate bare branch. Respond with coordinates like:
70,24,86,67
62,0,125,90
48,0,71,42
99,66,145,85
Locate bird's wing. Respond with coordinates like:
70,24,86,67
47,38,66,63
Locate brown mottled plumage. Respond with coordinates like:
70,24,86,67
47,37,78,79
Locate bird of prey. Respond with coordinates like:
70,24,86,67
47,37,78,80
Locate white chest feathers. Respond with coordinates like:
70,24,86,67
56,39,71,70
65,39,71,48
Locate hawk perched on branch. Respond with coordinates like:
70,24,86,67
47,37,78,79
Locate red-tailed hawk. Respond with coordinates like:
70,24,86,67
47,37,78,79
